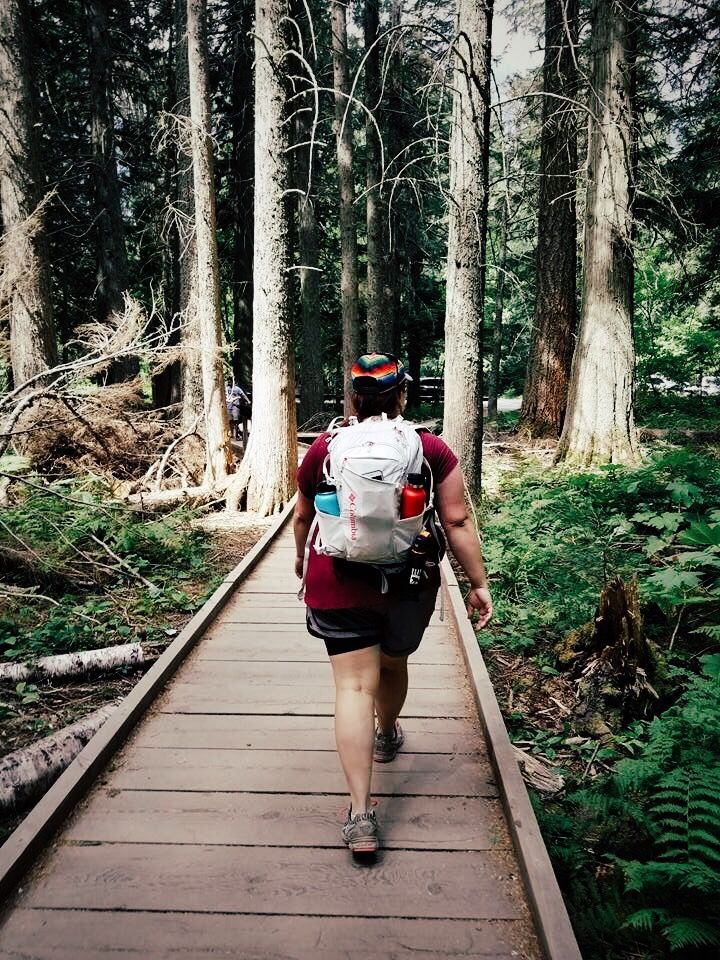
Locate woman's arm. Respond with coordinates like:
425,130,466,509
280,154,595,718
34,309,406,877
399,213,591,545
435,464,493,629
293,490,315,578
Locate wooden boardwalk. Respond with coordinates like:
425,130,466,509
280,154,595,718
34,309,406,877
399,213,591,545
0,510,580,959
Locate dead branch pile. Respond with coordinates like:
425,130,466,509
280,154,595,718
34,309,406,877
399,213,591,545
0,296,208,492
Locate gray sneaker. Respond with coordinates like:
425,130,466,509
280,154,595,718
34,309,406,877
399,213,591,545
342,809,379,854
373,721,404,763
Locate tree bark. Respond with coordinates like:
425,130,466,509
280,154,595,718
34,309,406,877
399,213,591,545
226,0,297,516
186,0,233,487
295,90,324,425
486,187,509,421
0,0,57,388
519,0,578,438
0,643,144,683
385,0,404,355
85,0,138,383
0,704,117,812
231,0,254,389
331,1,361,414
364,0,386,352
175,0,203,429
442,0,493,499
555,0,640,465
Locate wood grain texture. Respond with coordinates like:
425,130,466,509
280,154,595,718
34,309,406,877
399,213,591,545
173,659,462,690
160,681,470,716
126,713,483,753
0,910,542,960
21,845,525,920
104,747,497,796
65,790,510,850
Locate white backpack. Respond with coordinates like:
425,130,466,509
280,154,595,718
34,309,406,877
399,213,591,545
313,414,433,566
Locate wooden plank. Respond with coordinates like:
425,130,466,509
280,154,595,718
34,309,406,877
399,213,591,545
0,498,299,904
173,659,462,690
161,681,470,717
0,910,542,960
131,713,483,753
21,845,526,920
66,790,510,850
442,562,583,960
105,748,498,797
194,632,459,665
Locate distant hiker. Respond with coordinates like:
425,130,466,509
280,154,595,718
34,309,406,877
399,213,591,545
293,352,492,856
226,381,251,446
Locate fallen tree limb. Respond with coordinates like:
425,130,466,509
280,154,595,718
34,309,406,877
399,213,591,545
0,643,144,683
0,703,118,812
512,745,565,794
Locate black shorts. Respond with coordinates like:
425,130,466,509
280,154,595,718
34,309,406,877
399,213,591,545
306,587,439,658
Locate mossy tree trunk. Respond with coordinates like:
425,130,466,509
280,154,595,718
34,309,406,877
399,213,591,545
0,0,57,388
519,0,579,439
226,0,297,515
555,0,640,465
186,0,233,487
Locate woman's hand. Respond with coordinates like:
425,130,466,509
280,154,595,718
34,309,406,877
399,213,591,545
295,555,304,579
466,586,493,630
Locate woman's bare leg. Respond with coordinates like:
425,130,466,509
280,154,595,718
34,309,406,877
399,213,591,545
329,644,380,814
375,652,409,735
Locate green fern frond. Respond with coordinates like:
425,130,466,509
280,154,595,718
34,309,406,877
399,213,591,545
664,917,720,951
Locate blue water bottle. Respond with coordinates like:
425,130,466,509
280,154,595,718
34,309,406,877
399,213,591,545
315,482,340,516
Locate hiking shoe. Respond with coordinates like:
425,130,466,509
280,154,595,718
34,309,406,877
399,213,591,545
342,809,379,854
373,721,404,763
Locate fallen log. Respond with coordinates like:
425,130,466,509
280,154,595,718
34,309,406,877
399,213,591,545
0,643,144,683
0,703,118,811
512,745,565,794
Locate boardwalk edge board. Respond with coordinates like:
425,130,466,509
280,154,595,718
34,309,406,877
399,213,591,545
440,557,583,960
0,495,298,903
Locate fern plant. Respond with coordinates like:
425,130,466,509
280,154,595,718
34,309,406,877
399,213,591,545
599,662,720,954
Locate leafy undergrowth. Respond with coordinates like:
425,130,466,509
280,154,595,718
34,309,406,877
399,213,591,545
636,391,720,435
0,477,268,840
479,444,720,960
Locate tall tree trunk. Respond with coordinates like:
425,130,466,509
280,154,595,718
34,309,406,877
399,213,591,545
296,93,324,425
152,0,181,408
556,0,639,465
331,0,361,414
0,0,57,388
186,0,233,486
385,0,404,356
231,0,254,389
364,0,386,352
226,0,297,515
442,0,493,500
86,0,137,383
176,0,203,429
519,0,578,438
487,189,509,421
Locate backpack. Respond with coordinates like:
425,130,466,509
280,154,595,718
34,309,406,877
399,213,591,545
313,414,433,566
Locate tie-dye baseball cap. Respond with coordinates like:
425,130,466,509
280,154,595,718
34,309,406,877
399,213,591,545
351,353,413,395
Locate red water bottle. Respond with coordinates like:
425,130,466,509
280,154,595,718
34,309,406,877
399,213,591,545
401,473,426,518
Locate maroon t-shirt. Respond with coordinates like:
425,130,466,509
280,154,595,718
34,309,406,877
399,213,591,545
297,429,458,609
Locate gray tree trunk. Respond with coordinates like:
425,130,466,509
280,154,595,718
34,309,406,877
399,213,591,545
0,0,57,388
556,0,640,465
442,0,493,500
231,0,254,389
85,0,138,383
186,0,233,487
331,1,361,414
486,188,509,421
519,0,578,438
385,0,404,355
364,0,386,352
176,0,203,429
226,0,297,515
295,93,324,425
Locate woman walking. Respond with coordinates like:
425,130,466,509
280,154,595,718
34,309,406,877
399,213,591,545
293,353,492,855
